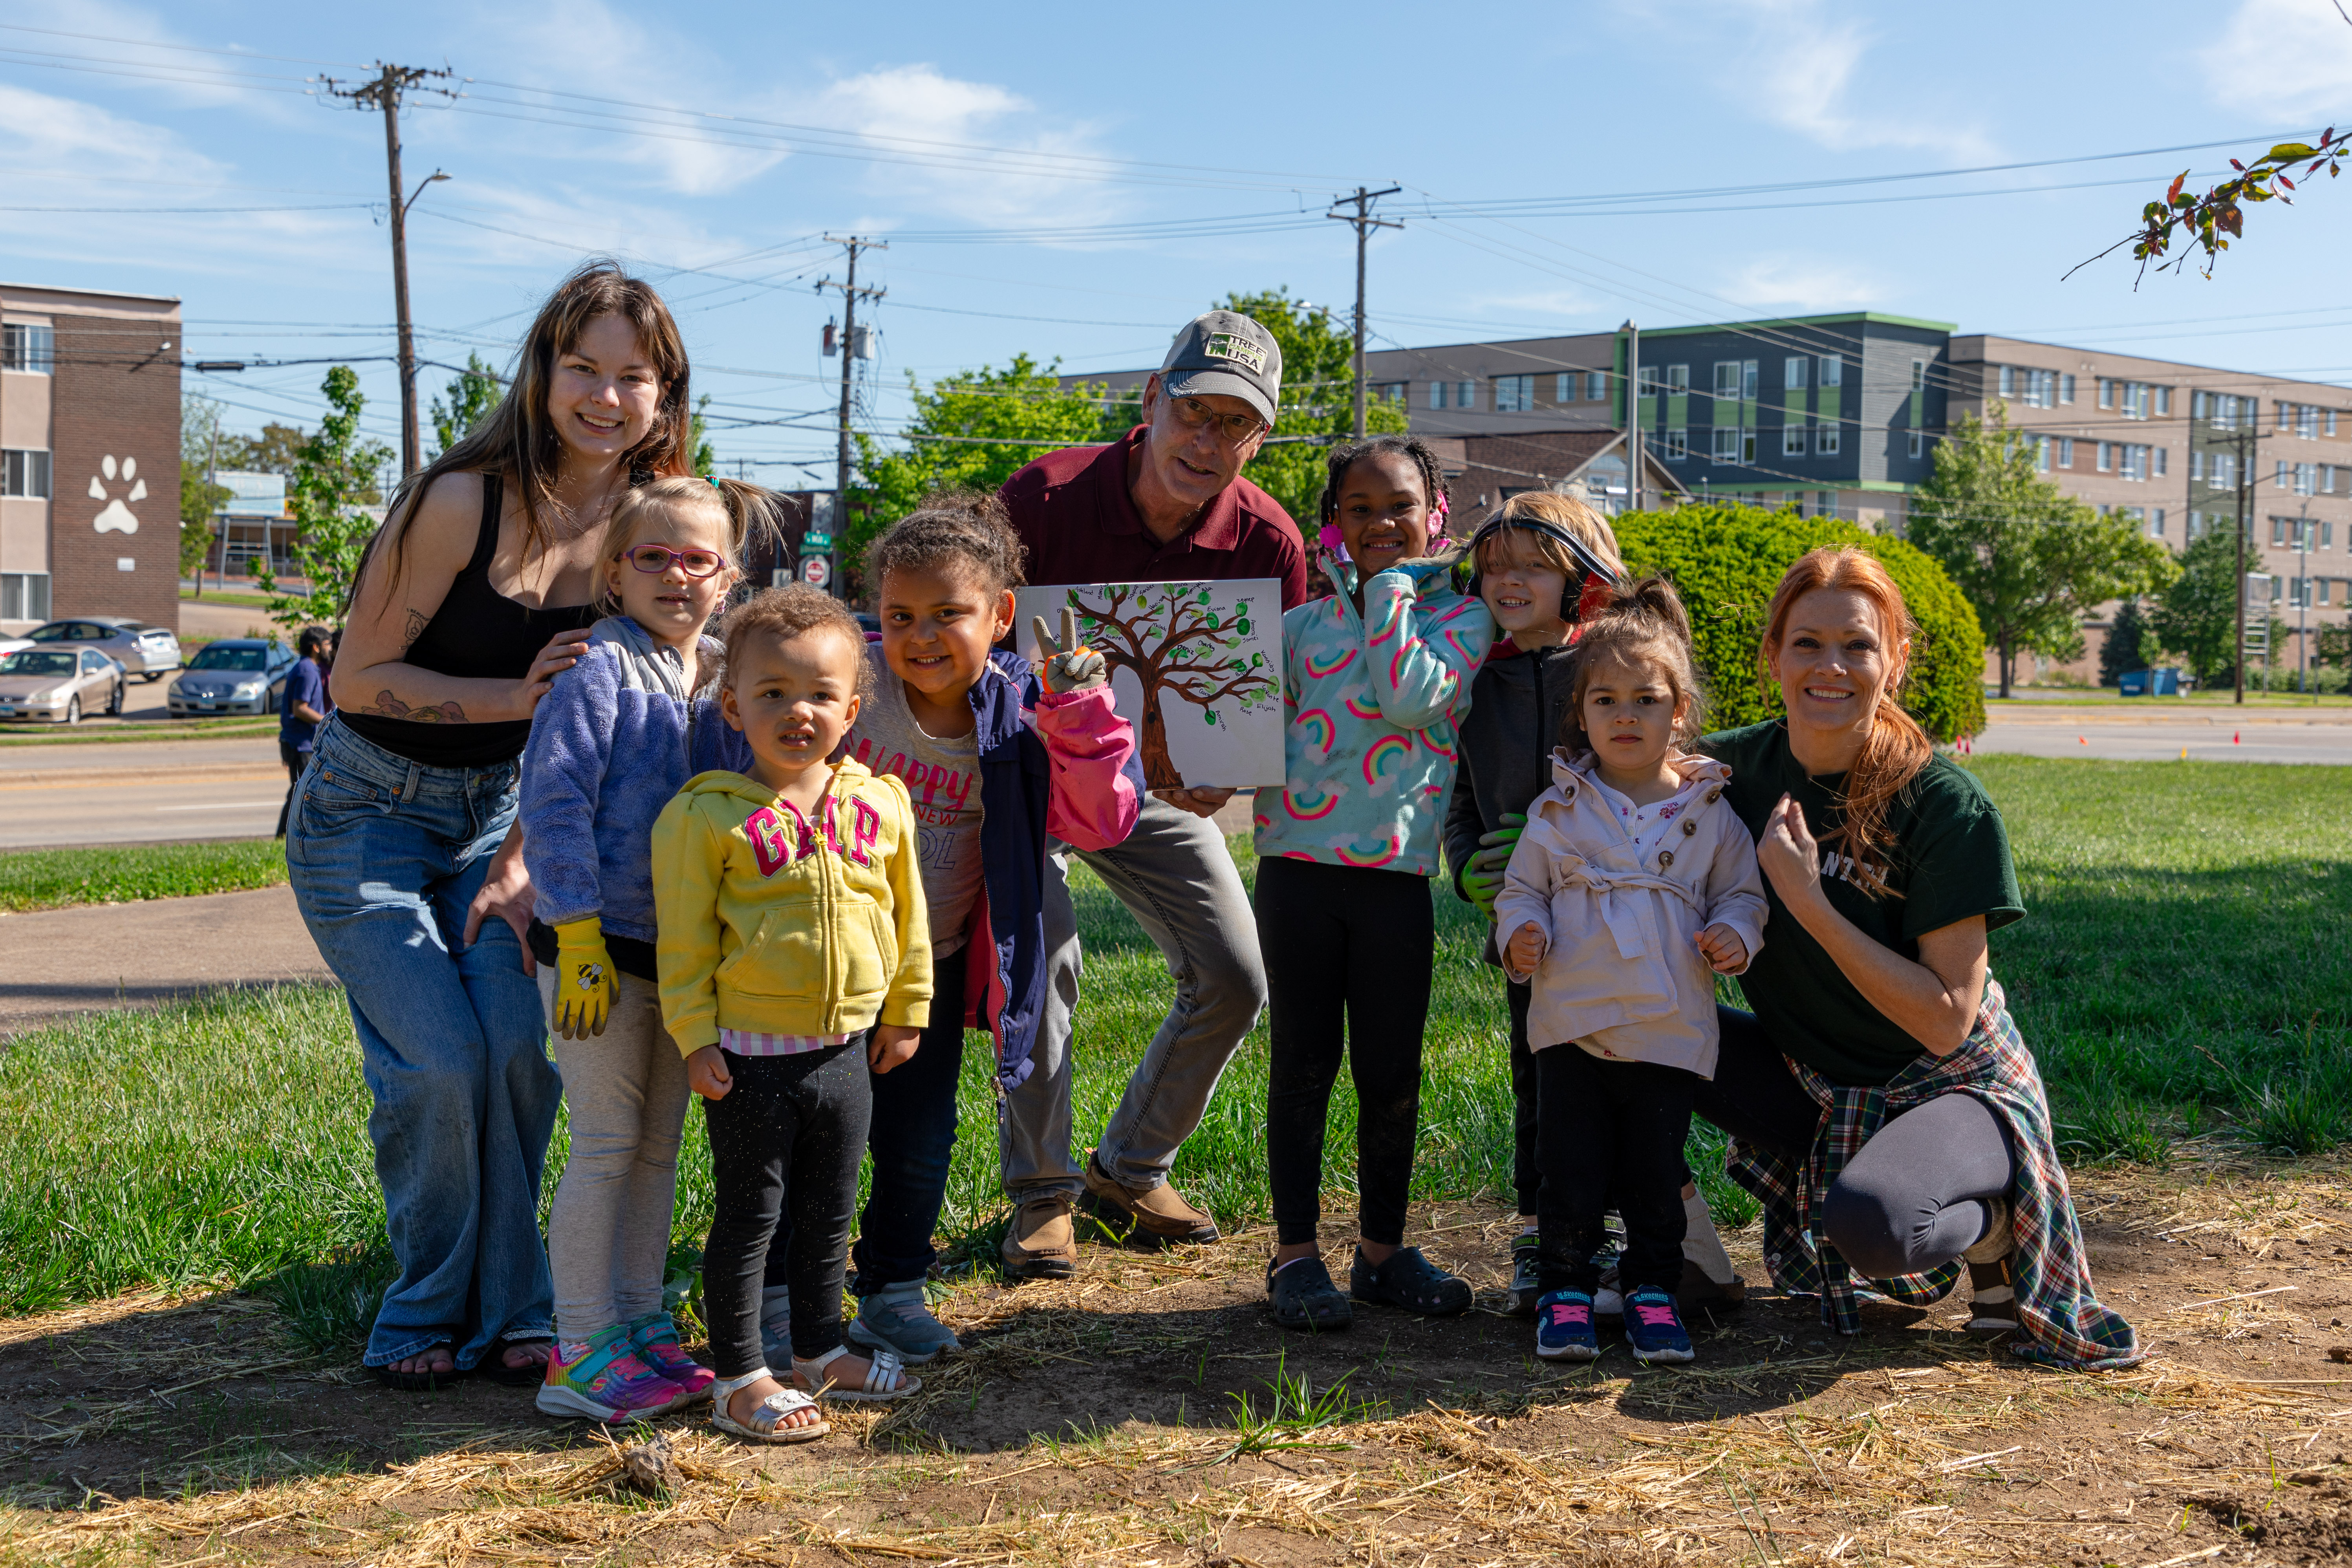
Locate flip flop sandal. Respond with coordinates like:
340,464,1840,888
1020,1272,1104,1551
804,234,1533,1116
371,1344,465,1392
484,1336,556,1387
794,1343,922,1403
709,1369,830,1444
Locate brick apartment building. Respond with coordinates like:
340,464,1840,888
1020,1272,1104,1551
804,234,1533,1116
1077,311,2348,681
0,282,182,634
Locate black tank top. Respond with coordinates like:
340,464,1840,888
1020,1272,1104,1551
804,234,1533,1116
340,474,600,769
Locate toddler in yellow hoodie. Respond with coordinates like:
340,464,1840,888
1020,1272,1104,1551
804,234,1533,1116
652,585,931,1444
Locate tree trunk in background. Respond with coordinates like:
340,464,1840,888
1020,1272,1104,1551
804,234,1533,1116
1999,639,2015,701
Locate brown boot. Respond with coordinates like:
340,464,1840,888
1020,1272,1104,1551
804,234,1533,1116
1081,1154,1220,1247
999,1195,1078,1281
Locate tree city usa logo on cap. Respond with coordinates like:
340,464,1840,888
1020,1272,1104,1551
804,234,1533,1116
1201,333,1267,375
90,454,146,535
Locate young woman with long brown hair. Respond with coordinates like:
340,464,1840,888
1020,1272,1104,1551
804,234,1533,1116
286,260,697,1389
1692,546,2141,1370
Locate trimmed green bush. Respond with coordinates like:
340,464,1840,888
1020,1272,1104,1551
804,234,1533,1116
1615,503,1987,741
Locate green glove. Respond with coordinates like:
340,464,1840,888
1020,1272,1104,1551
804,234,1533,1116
1458,812,1526,922
552,916,617,1040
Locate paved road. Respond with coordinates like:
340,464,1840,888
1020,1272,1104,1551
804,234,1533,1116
0,882,331,1039
0,736,288,848
1971,713,2352,764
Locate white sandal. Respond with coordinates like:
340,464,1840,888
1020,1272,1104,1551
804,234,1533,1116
794,1343,922,1403
708,1368,830,1444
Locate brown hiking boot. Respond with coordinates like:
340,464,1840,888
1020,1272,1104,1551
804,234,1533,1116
1081,1154,1220,1247
999,1195,1078,1281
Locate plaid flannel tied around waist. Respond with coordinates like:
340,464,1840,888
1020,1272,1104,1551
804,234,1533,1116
1725,978,2145,1370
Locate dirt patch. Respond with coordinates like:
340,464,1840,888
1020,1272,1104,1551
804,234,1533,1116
5,1155,2352,1565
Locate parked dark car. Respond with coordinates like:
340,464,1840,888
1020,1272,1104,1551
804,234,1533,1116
167,638,298,717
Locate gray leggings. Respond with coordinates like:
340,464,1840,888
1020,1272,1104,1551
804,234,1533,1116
1694,1008,2017,1278
539,970,690,1342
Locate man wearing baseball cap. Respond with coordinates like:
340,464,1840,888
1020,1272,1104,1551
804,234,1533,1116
992,309,1307,1280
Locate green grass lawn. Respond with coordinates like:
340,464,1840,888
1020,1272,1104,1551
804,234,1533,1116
2,757,2345,1348
0,839,288,912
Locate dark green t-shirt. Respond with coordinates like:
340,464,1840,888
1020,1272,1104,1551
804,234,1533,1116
1695,721,2025,1086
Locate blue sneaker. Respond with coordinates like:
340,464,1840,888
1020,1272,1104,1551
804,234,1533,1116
1534,1290,1600,1361
1623,1285,1695,1365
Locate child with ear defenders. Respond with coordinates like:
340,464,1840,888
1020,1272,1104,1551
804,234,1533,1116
1443,495,1750,1325
1254,434,1493,1332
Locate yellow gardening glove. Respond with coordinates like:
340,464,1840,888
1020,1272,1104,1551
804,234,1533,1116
551,916,617,1040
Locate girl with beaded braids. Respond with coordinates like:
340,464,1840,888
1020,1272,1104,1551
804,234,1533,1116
1254,435,1494,1332
711,492,1147,1371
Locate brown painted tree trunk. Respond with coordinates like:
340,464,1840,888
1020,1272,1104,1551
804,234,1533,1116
1136,682,1184,789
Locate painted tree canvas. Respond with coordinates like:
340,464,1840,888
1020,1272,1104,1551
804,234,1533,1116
1015,578,1285,790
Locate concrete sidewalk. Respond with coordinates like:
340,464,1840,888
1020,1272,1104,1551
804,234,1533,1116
0,883,334,1039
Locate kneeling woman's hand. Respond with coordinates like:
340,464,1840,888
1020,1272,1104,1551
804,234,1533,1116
869,1024,922,1074
686,1045,733,1101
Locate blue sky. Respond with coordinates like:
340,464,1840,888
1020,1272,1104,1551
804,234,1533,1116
7,0,2352,479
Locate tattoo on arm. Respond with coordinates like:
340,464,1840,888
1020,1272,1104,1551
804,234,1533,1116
400,608,429,655
353,690,467,724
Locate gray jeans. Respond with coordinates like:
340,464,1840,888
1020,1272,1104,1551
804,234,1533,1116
538,969,690,1342
1001,792,1267,1200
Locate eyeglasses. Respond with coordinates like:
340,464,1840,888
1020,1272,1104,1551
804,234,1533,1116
620,544,727,578
1167,395,1268,447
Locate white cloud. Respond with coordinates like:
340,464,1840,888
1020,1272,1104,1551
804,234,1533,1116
0,82,228,184
1719,256,1882,311
2207,0,2352,119
1609,0,1998,161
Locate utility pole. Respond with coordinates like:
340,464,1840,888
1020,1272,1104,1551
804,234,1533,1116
1623,320,1642,515
2232,420,2257,706
2298,499,2312,698
318,62,455,480
1325,186,1401,439
816,236,886,599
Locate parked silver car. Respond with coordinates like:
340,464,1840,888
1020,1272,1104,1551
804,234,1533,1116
26,617,181,680
168,638,298,717
0,646,125,723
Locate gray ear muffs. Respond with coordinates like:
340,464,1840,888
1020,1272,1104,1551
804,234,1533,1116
1459,516,1623,624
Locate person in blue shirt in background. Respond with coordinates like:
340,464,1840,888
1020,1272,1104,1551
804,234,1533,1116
275,626,333,838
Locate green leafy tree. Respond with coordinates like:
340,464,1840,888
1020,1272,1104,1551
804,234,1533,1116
254,366,395,635
2319,620,2352,672
428,353,502,460
180,393,230,585
2098,597,2151,686
1217,288,1408,527
690,393,717,479
221,422,308,476
1904,406,2176,699
2146,527,2245,688
1614,502,1986,742
852,354,1120,575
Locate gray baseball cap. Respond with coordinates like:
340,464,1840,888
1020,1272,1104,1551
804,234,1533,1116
1159,310,1282,427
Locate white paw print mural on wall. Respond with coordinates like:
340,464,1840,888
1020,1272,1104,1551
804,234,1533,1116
90,455,146,534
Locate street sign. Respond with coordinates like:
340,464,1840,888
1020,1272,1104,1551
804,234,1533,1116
802,555,833,589
802,531,834,550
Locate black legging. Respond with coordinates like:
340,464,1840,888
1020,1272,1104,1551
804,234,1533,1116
701,1041,869,1376
1258,856,1433,1249
1694,1008,2017,1278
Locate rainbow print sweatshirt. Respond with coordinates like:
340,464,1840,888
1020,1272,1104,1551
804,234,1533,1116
1253,561,1494,876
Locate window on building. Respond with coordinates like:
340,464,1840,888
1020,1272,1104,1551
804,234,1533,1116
2297,461,2318,495
2214,451,2237,489
0,572,48,622
1375,382,1405,404
1494,374,1534,413
0,323,54,374
2152,509,2167,537
1735,360,1755,399
1742,430,1758,464
1586,371,1607,401
1820,355,1843,388
2278,459,2292,490
1817,424,1841,456
1713,361,1741,400
1456,381,1477,410
2060,372,2076,404
1911,359,1926,394
1555,372,1574,404
2332,410,2341,437
2099,378,2116,409
2272,516,2290,547
1429,381,1447,410
1997,364,2015,399
1665,428,1688,461
1713,426,1740,461
1907,429,1925,459
2154,447,2168,478
2304,404,2321,439
1786,357,1809,391
2326,465,2339,494
2191,451,2206,482
1783,423,1807,456
1638,366,1664,397
2325,520,2336,549
2193,390,2209,420
2157,386,2173,417
2097,442,2113,473
2036,435,2052,472
2059,436,2075,468
0,448,50,499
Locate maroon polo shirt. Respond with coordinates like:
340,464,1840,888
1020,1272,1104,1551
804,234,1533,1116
999,425,1308,611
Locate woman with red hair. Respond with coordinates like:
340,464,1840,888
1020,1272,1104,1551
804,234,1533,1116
1693,546,2139,1369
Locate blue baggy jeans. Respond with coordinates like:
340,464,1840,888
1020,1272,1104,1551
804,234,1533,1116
286,717,562,1371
